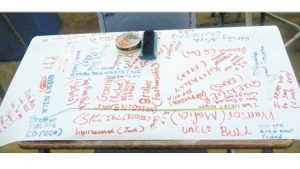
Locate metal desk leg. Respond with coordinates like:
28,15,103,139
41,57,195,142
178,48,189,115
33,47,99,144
0,83,5,99
226,149,236,153
219,13,225,27
262,149,273,153
38,148,51,153
245,13,253,26
260,12,266,26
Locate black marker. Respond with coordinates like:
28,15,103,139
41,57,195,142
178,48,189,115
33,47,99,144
140,30,156,60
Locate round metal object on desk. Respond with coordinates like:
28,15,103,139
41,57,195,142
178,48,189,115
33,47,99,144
116,33,141,54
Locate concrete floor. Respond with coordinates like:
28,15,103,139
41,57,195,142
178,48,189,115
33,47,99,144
1,12,300,153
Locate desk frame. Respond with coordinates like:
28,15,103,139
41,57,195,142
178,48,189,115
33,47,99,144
18,139,293,153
